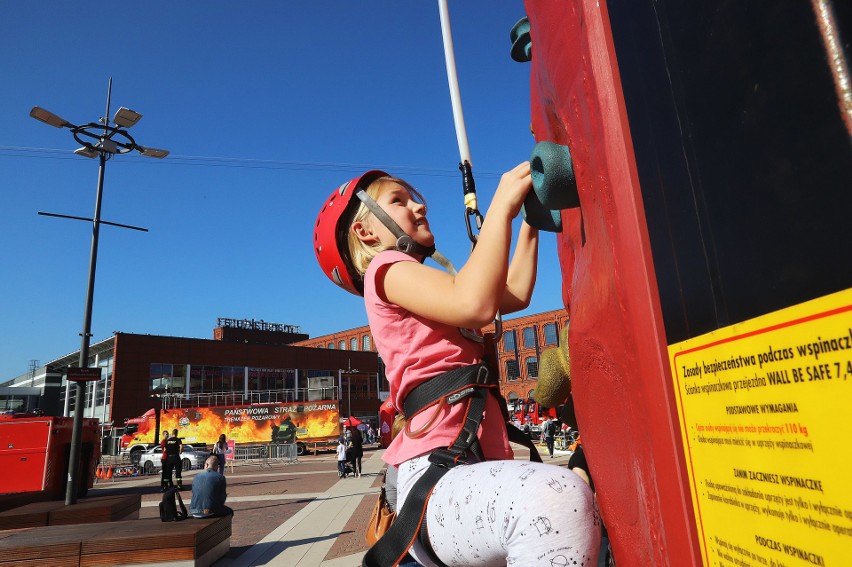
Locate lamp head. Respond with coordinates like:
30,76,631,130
113,107,142,128
137,146,169,159
30,106,71,128
74,145,99,159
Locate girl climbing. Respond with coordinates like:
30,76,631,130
314,164,600,566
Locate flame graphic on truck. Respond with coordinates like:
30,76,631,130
121,401,340,448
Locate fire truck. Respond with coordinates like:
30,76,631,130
510,398,559,436
119,400,341,462
0,412,100,497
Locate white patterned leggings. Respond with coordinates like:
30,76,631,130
397,456,601,567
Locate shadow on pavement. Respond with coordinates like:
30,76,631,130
224,532,340,560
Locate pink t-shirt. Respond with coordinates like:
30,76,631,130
364,250,513,466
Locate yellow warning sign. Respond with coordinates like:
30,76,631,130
669,289,852,566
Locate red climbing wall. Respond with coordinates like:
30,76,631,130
526,0,701,564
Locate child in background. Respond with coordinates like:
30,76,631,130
336,436,348,478
314,164,599,566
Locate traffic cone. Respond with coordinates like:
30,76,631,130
105,466,113,480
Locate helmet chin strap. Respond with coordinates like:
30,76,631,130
355,189,437,261
355,190,483,343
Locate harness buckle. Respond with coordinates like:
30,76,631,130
474,365,491,385
445,366,492,405
428,447,467,468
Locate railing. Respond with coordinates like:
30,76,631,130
160,388,341,409
98,443,301,478
230,443,299,468
264,443,299,463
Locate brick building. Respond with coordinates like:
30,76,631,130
2,311,569,443
1,319,379,437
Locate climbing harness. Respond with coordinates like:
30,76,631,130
362,364,541,567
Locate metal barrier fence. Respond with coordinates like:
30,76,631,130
230,443,299,469
97,443,300,479
265,443,299,463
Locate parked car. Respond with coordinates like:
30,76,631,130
137,444,207,474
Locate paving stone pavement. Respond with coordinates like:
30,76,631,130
90,441,571,566
217,450,386,567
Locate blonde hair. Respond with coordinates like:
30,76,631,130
344,176,427,276
391,413,406,441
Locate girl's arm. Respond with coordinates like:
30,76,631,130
500,221,539,314
380,162,532,329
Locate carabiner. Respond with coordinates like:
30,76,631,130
464,207,483,246
460,160,483,246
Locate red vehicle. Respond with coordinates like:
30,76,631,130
510,398,558,433
0,413,100,497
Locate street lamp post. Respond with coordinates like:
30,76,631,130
30,78,168,505
338,366,359,419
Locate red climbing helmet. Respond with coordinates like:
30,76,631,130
314,170,388,296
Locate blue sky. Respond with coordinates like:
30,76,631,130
0,2,565,379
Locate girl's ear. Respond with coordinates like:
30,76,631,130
352,220,379,244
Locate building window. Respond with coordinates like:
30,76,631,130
338,340,346,350
362,335,371,351
219,366,247,392
64,386,77,412
101,375,111,406
505,359,520,381
248,367,292,392
188,365,245,394
350,337,358,351
206,366,224,392
327,341,334,349
522,327,537,348
507,391,520,413
526,356,539,379
150,363,186,395
502,330,516,353
543,323,558,346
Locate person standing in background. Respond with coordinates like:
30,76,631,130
159,431,169,467
347,424,364,477
162,428,183,491
212,433,228,475
543,416,556,458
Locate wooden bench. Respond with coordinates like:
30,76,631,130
0,491,49,513
0,494,141,530
0,514,231,567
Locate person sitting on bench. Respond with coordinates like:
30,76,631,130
190,456,232,518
